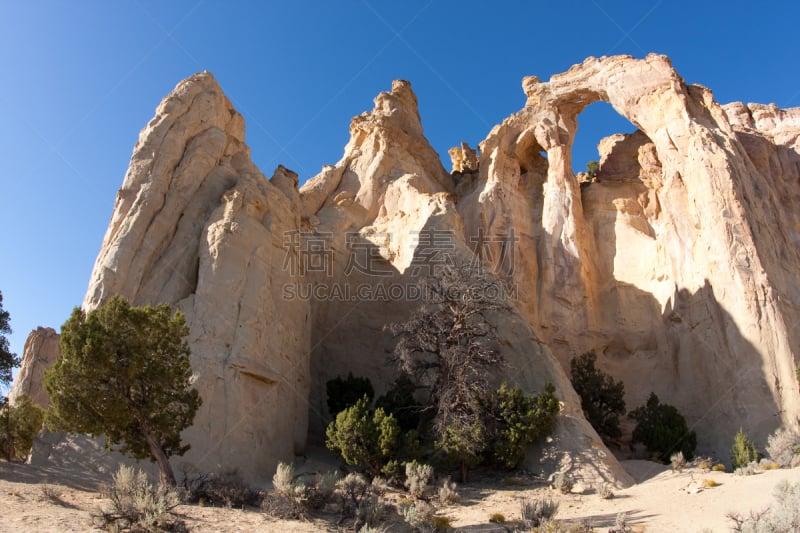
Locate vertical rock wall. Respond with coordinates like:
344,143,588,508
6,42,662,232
80,73,310,482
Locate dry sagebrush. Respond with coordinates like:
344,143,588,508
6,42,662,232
766,428,800,468
95,465,185,532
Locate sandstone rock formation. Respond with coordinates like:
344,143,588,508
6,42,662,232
75,73,310,482
8,327,59,408
448,142,479,173
297,78,632,485
457,54,800,458
16,54,800,486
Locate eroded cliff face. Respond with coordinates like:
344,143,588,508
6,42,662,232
80,73,310,482
15,54,800,485
458,54,800,457
8,327,60,408
298,80,631,485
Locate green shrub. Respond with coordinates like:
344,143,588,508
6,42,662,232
326,373,374,417
438,416,486,483
0,394,44,461
628,392,696,462
731,428,759,470
325,396,399,477
375,375,420,432
569,351,626,439
486,382,560,469
47,296,200,487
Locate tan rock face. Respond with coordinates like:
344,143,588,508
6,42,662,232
298,79,632,486
8,327,60,408
18,55,800,485
78,73,310,483
448,142,479,173
459,54,800,458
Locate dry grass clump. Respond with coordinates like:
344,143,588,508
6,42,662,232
670,451,686,471
552,472,574,494
489,512,506,523
265,465,441,531
608,511,634,533
521,497,559,528
335,472,392,530
338,472,371,510
272,461,296,495
437,476,460,505
712,463,726,472
260,463,341,520
766,427,800,468
694,458,712,471
94,465,185,532
759,459,780,471
530,519,594,532
182,469,262,508
734,461,760,476
399,500,435,530
703,479,719,488
431,515,452,529
596,482,614,499
39,484,63,502
358,493,390,529
259,491,306,520
405,461,433,499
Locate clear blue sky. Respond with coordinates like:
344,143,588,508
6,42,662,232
1,1,798,390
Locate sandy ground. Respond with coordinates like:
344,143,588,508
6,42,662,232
443,461,800,532
1,459,798,532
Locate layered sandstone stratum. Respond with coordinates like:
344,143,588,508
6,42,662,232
14,54,800,486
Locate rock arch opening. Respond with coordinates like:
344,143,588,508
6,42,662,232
570,101,639,178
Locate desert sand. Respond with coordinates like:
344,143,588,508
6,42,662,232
1,458,798,532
